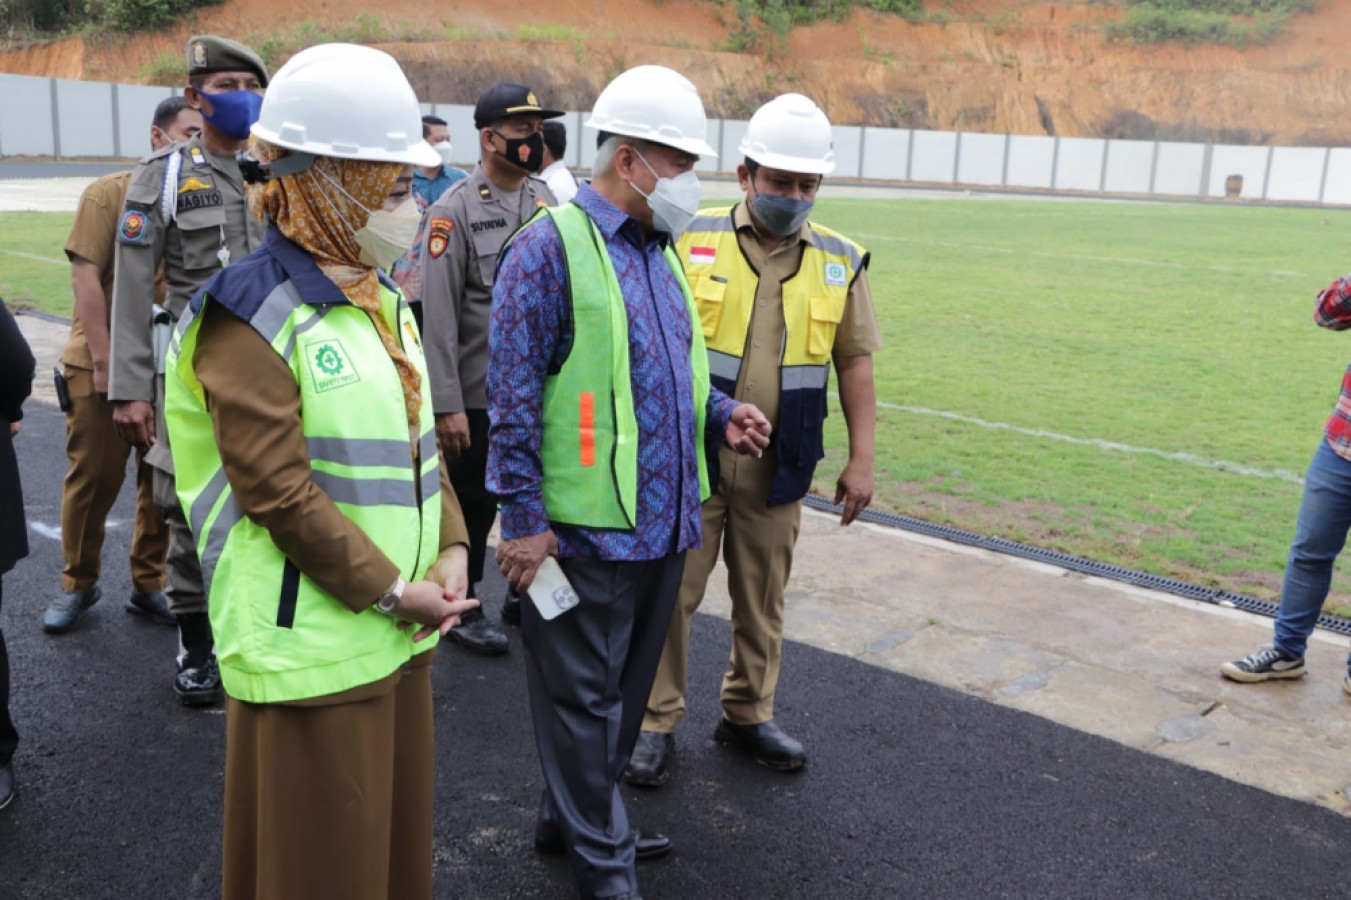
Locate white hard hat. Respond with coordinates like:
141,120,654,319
251,43,439,168
585,65,717,158
738,93,836,175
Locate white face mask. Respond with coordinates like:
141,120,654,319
631,149,702,236
433,142,454,167
355,198,421,270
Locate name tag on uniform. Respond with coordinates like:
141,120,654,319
177,190,223,212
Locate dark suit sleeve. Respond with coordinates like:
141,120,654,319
0,300,35,423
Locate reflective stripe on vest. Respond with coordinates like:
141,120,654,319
165,277,441,704
505,204,711,530
678,207,866,505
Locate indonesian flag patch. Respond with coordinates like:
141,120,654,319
687,246,716,266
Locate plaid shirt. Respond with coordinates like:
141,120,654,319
388,166,467,304
1315,275,1351,460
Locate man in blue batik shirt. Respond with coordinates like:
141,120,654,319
487,66,771,900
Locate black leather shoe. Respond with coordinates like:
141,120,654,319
447,607,509,656
622,731,674,787
0,762,14,810
500,590,522,627
42,586,101,633
535,827,670,862
714,719,807,771
125,591,177,626
175,652,223,707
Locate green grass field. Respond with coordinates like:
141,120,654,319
6,196,1351,613
0,212,73,317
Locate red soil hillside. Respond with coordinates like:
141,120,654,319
4,0,1351,144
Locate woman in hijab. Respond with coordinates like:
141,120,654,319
163,44,475,899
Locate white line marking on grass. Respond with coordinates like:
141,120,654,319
869,400,1306,485
854,233,1309,280
0,249,65,266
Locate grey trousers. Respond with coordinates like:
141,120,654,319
151,466,206,615
523,552,684,900
150,374,205,616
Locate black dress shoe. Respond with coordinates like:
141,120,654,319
622,731,674,787
0,762,14,810
125,590,177,626
535,828,671,862
175,652,223,707
447,607,509,656
500,590,522,627
714,718,807,771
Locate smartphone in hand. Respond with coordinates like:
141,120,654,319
527,556,580,620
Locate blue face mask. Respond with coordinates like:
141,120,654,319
749,192,814,237
198,89,264,141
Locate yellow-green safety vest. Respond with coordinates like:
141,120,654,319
164,251,442,704
507,203,711,529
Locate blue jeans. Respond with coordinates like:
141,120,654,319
1273,439,1351,671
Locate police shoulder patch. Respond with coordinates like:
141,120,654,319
117,202,154,245
428,217,453,259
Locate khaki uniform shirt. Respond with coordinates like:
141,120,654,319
729,202,883,430
61,171,167,371
418,165,555,414
109,133,264,404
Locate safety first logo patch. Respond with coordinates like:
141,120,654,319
428,217,452,259
304,339,360,393
824,262,848,287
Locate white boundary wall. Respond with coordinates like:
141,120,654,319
4,72,1350,205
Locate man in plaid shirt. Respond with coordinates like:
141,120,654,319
1220,275,1351,697
389,115,467,331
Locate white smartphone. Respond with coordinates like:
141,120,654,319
527,556,581,620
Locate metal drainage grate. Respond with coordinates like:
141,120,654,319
802,494,1351,639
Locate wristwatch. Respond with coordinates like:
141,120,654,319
374,576,405,615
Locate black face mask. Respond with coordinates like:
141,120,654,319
494,130,545,174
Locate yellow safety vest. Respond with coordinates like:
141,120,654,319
678,207,867,504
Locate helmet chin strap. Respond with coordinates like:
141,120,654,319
237,149,316,184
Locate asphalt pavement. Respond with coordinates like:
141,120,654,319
2,319,1351,898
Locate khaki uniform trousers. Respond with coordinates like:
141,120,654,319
148,373,206,615
222,656,436,900
59,365,168,594
644,446,802,731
